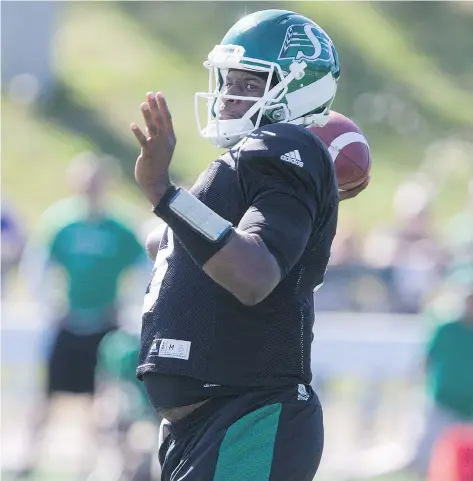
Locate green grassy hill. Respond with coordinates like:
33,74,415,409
3,1,472,230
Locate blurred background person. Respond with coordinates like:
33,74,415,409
363,177,447,314
15,152,148,479
406,286,473,478
389,178,446,314
1,198,26,296
427,423,473,481
444,179,473,289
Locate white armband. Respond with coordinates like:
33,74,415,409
168,188,232,242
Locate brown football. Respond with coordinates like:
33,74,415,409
308,111,371,190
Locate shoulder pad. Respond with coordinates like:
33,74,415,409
231,123,327,172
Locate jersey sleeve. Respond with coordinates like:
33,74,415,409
233,124,335,277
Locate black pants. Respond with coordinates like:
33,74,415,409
158,384,324,481
47,327,112,395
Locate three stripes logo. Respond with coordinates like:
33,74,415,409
280,149,304,167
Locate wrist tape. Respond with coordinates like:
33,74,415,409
153,185,234,266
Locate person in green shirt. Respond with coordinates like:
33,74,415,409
408,287,473,477
16,153,148,479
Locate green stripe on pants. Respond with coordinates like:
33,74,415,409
213,403,283,481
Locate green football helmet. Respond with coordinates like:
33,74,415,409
194,9,340,148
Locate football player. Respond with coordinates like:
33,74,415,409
131,9,369,481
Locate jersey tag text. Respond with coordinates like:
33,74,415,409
150,338,191,360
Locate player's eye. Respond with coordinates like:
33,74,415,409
246,83,258,91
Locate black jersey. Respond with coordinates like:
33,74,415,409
137,123,339,388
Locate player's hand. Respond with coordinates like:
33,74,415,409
339,176,370,201
131,92,176,207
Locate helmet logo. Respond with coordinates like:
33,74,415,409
278,24,327,62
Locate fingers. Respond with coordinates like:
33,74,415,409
358,176,371,192
147,92,164,136
339,176,371,201
352,176,370,194
157,93,174,137
141,102,159,137
159,97,176,146
151,92,176,145
130,123,148,148
131,92,175,147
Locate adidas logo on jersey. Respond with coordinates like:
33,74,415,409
280,150,304,167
